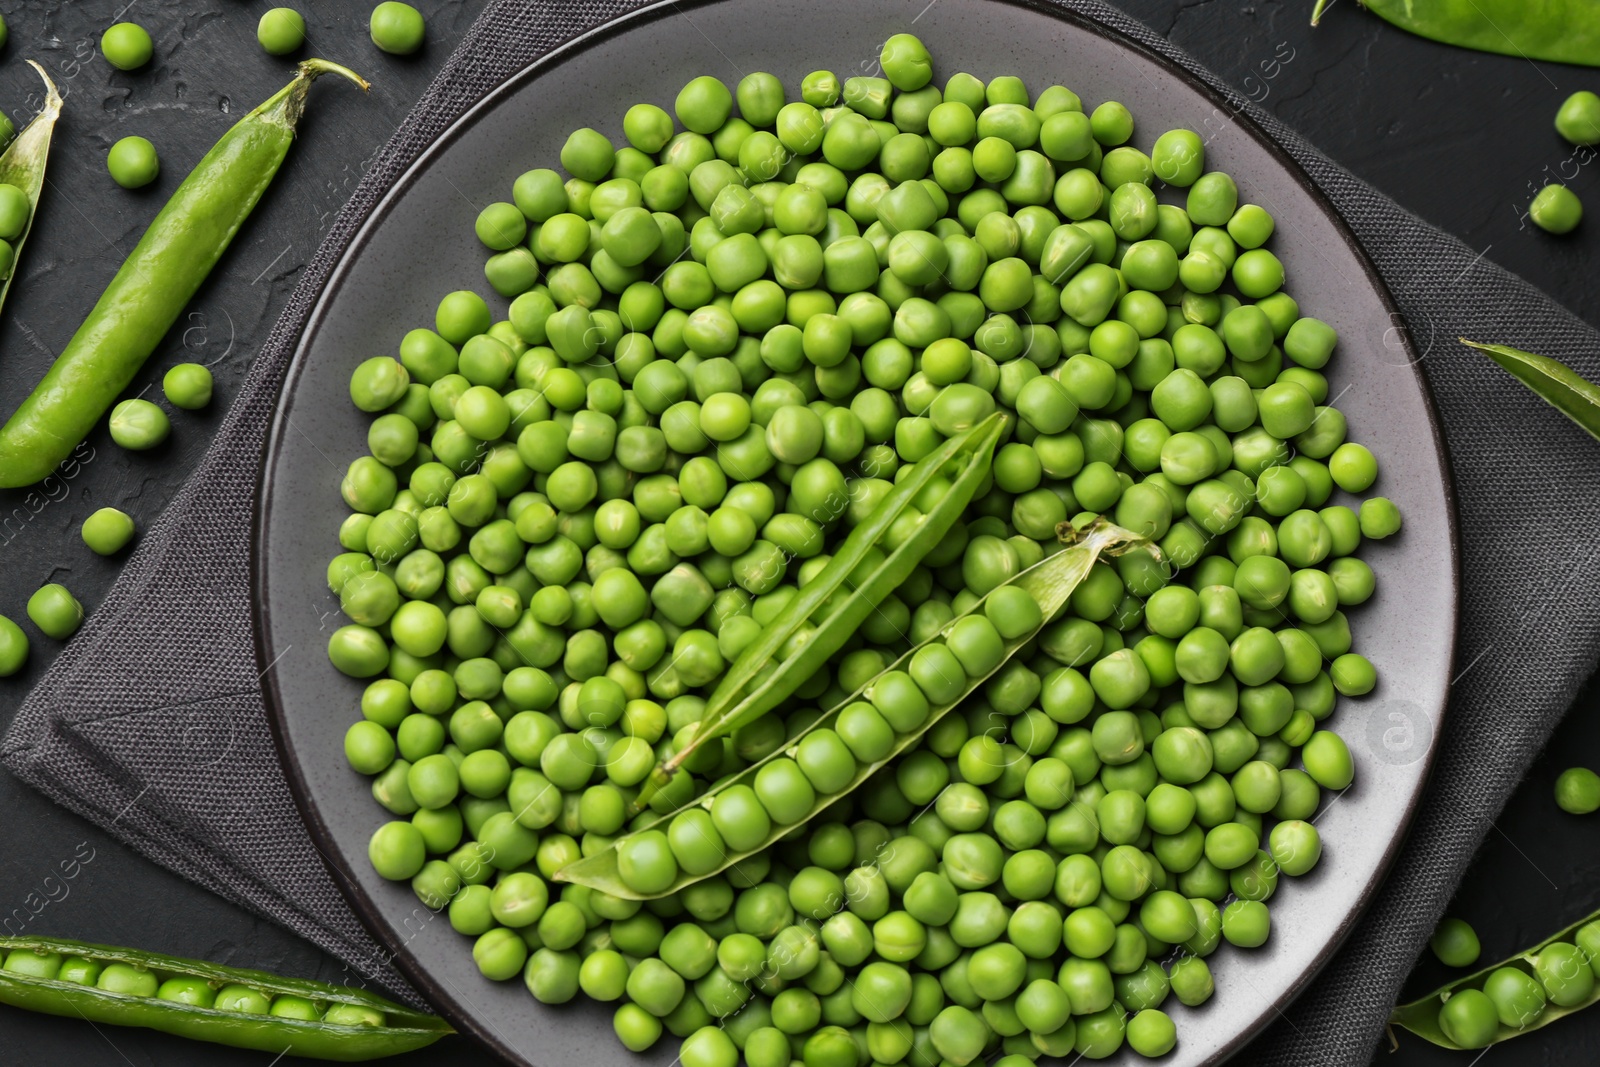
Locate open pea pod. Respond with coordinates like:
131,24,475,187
0,62,63,320
1464,340,1600,441
0,935,451,1061
633,411,1006,810
561,519,1150,899
1389,908,1600,1050
1310,0,1600,67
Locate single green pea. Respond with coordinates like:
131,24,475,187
1302,730,1355,790
1430,917,1481,968
1555,766,1600,814
1438,988,1498,1049
0,183,29,244
1360,497,1402,539
108,396,171,451
162,363,214,409
370,2,426,55
677,76,734,135
95,962,160,997
108,136,160,189
102,22,154,71
257,8,307,55
1555,89,1600,147
368,819,426,880
28,583,84,640
80,507,137,555
1483,965,1547,1029
0,614,28,676
1126,1008,1177,1056
1529,183,1583,235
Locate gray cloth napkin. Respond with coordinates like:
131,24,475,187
5,0,1599,1058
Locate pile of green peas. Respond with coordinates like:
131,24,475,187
329,31,1403,1063
1436,919,1600,1049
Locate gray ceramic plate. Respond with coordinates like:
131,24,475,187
254,1,1458,1063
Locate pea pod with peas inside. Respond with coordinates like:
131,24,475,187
0,62,63,318
1310,0,1600,67
0,935,450,1060
0,59,369,488
631,412,1005,810
559,518,1152,898
1391,910,1600,1050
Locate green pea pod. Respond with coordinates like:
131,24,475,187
1310,0,1600,67
1464,339,1600,441
0,935,450,1060
560,519,1150,899
632,411,1005,810
1390,909,1600,1050
0,59,369,488
0,63,62,320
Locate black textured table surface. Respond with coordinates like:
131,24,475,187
0,1,1594,1064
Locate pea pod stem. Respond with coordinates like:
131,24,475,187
559,519,1151,899
0,62,63,322
1310,0,1600,66
1390,906,1600,1049
0,935,450,1060
1463,339,1600,442
0,59,369,488
632,412,1005,811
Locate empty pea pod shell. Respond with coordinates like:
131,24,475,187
1464,339,1600,441
558,518,1151,898
1390,906,1600,1049
0,935,451,1060
1311,0,1600,67
0,62,63,319
632,411,1006,810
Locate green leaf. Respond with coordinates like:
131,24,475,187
558,520,1151,899
0,63,63,321
1464,339,1600,441
1390,907,1600,1050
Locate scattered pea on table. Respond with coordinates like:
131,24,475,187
370,2,425,55
1528,183,1583,236
1555,766,1600,814
1429,917,1481,967
108,397,170,450
1555,90,1600,147
163,363,213,409
27,583,83,640
81,508,136,556
256,8,307,56
107,136,160,190
0,614,28,676
101,22,154,71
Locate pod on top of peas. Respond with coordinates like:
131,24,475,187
329,30,1397,1065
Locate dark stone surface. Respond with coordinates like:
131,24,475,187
0,1,1592,1063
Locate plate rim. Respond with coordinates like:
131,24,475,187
251,1,1461,1061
